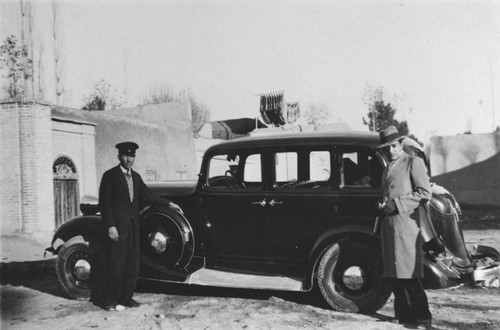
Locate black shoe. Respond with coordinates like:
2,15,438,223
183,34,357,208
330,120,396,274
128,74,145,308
126,299,141,308
103,305,116,311
416,319,432,329
396,318,417,325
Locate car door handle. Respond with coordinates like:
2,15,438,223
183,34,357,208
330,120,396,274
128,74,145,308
251,200,267,207
268,199,283,207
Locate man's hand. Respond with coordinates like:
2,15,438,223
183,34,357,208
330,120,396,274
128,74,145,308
382,199,398,216
108,226,119,241
169,202,184,214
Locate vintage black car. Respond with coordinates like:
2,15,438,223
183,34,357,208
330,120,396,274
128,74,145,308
46,131,500,313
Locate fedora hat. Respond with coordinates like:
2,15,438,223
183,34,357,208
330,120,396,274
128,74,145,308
377,126,404,149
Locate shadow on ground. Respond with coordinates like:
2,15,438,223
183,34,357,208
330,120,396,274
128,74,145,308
136,277,331,309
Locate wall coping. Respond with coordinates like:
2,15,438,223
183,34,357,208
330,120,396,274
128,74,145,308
52,115,97,127
0,97,52,106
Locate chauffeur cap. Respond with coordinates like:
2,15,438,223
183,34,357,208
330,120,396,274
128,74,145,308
376,126,405,149
115,141,139,156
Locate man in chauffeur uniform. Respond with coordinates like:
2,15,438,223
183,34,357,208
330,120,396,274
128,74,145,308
99,142,182,311
377,127,433,329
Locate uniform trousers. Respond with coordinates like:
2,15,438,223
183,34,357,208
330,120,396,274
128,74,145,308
387,278,432,322
104,227,140,306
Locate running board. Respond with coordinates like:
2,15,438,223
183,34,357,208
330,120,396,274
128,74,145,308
187,268,304,291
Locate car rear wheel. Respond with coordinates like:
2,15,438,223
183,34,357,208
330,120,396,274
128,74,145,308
317,241,391,313
56,236,105,301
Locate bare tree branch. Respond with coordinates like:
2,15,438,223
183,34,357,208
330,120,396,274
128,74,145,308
52,0,65,104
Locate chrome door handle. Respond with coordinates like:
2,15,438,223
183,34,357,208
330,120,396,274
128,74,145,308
269,199,283,207
251,200,267,207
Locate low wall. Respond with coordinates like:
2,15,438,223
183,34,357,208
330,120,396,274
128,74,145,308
430,132,500,208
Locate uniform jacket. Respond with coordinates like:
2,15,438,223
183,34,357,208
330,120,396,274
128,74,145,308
99,165,168,234
380,151,431,279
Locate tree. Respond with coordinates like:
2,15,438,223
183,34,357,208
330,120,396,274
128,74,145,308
362,86,422,145
82,79,124,110
302,102,331,130
35,34,45,99
141,85,210,136
52,0,65,103
0,35,31,98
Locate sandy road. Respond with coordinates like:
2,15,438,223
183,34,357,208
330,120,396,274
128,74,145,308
1,230,499,330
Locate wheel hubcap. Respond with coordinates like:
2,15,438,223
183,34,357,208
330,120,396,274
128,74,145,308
149,231,168,253
342,266,365,291
74,259,91,281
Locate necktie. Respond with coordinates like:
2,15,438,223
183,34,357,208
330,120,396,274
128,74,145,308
125,172,134,201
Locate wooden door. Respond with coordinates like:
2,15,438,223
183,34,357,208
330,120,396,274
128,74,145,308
54,179,78,228
53,156,79,229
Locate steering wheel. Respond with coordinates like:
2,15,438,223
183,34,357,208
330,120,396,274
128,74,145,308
225,170,246,188
225,170,237,188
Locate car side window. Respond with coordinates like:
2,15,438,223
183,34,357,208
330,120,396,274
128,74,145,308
274,150,331,189
275,152,298,183
341,151,382,188
243,154,262,188
207,152,261,189
310,151,331,182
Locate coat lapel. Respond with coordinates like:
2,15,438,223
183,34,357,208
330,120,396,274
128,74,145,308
382,152,409,195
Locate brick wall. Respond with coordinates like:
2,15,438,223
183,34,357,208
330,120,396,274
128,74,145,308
0,100,55,244
0,102,22,234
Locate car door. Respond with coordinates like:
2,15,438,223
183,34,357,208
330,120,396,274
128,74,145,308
199,150,270,265
335,147,381,221
266,147,337,262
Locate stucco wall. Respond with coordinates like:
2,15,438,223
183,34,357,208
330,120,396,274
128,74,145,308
52,102,196,183
52,117,98,201
430,132,500,207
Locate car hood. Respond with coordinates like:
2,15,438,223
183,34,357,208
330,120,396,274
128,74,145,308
146,180,197,198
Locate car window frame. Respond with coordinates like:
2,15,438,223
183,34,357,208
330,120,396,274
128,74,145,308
202,148,266,192
268,145,335,192
336,146,382,192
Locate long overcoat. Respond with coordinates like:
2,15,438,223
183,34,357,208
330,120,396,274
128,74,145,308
380,151,431,279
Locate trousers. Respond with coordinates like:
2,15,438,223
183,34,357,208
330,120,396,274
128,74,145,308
387,278,432,322
104,227,140,305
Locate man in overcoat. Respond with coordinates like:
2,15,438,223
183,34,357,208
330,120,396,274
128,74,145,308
377,127,432,328
99,141,182,311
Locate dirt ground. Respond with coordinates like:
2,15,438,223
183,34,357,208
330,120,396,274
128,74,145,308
1,228,499,330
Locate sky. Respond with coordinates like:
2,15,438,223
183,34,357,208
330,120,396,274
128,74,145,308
1,0,499,143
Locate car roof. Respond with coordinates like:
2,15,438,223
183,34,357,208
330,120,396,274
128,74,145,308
206,130,380,153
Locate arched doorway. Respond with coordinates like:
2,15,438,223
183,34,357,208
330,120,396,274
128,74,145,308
53,156,79,228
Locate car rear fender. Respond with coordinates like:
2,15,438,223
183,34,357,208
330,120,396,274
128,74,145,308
46,215,106,256
304,224,380,291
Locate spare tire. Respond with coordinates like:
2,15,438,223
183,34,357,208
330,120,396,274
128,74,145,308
140,206,194,271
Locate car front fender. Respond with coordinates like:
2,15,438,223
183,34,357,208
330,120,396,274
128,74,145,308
45,215,106,256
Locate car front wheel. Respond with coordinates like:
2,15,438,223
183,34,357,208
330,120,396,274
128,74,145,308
317,241,391,313
56,236,105,301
